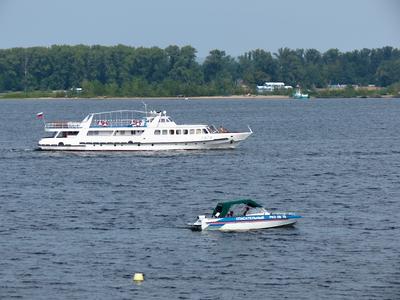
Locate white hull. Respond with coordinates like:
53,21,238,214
214,218,297,231
38,132,251,151
191,214,301,232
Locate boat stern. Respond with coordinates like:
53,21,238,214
189,215,208,231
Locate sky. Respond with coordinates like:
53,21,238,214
0,0,399,58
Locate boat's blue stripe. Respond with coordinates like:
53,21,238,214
206,215,301,226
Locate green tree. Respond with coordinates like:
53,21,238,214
166,45,202,86
275,47,305,87
1,45,400,96
238,49,277,85
376,59,400,86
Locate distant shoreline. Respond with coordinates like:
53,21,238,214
0,95,291,100
0,94,398,100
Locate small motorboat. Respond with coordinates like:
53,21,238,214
293,88,309,99
189,199,302,231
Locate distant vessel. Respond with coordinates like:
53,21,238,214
37,109,252,151
293,88,309,99
189,199,302,231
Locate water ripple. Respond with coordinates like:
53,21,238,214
1,99,400,299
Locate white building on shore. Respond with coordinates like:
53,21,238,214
257,82,293,93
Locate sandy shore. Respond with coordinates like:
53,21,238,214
181,95,290,100
2,95,397,100
0,95,290,100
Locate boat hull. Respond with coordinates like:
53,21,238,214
38,132,251,151
192,214,301,231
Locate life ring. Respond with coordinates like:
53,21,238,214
130,119,142,127
97,120,109,127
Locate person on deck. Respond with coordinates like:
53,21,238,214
243,206,250,216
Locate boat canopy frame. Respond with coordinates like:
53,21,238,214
89,110,159,128
212,199,262,217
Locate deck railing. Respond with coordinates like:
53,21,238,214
45,122,82,129
91,118,147,128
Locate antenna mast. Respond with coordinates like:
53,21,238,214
142,101,148,117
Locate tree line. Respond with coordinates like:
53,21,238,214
0,44,399,97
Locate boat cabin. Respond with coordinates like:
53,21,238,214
212,199,263,218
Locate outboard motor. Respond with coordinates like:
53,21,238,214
190,215,206,231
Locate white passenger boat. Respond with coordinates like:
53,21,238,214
189,199,302,231
37,109,252,151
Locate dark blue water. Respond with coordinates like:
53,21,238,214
1,98,399,299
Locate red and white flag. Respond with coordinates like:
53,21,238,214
36,112,44,119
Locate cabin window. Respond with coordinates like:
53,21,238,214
190,129,195,134
169,129,175,135
58,131,79,138
160,118,165,123
114,130,126,136
162,130,168,135
203,129,208,134
130,130,144,136
196,129,202,134
93,131,112,136
88,130,111,136
154,130,161,135
176,129,181,135
183,129,188,135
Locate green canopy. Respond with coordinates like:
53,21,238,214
212,199,262,217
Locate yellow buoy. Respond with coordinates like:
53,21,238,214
133,273,144,282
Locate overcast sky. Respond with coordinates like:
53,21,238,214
0,0,399,57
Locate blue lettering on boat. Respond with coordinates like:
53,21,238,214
236,216,265,221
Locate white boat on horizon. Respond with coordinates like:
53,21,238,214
189,199,302,231
293,88,309,99
37,109,252,151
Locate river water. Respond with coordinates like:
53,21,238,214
0,98,399,299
